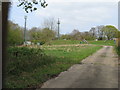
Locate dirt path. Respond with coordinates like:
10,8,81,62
41,46,118,88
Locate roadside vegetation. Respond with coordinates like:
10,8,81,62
5,45,102,88
115,46,120,56
88,40,115,46
115,32,120,56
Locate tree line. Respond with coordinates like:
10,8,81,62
7,18,57,46
7,19,119,46
61,25,119,41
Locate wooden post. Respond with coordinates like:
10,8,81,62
118,38,120,46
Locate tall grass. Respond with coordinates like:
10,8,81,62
5,47,55,88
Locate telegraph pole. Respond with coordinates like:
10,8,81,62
24,16,27,45
57,18,60,40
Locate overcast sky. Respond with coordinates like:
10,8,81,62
9,0,119,34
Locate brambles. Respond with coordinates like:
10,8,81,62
5,47,54,76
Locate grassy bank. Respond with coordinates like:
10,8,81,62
45,40,80,45
88,40,115,46
5,45,102,88
46,40,115,46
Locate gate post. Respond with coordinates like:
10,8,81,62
118,38,120,46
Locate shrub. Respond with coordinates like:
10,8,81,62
31,40,45,45
115,46,120,56
6,47,55,76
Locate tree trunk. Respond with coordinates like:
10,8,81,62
107,36,110,40
2,2,10,88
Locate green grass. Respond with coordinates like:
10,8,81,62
88,40,115,46
43,45,102,63
45,40,80,45
45,40,115,46
5,45,102,88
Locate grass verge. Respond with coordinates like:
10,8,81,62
88,40,115,46
5,45,102,88
45,40,115,46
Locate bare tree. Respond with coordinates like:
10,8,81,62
70,29,80,36
97,25,105,40
41,17,57,31
17,0,48,13
89,27,97,38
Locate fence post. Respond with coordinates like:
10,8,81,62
118,38,120,46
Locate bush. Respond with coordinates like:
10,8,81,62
116,46,120,56
31,40,45,45
40,41,45,45
6,47,55,76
